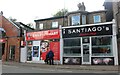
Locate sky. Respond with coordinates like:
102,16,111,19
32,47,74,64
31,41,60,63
0,0,105,28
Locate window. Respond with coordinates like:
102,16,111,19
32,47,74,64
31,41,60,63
71,15,80,25
36,23,39,29
39,23,43,29
93,15,101,23
92,36,113,56
82,15,86,25
52,22,58,28
63,38,81,56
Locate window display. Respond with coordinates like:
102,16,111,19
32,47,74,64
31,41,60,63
27,47,32,61
33,46,39,57
27,41,32,61
64,38,80,46
92,36,112,56
63,38,81,56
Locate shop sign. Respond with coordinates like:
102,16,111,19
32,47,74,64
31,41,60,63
62,24,112,38
26,29,60,41
0,39,6,43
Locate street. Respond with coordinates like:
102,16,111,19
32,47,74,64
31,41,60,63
2,64,119,74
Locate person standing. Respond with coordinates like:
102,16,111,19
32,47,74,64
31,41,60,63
48,50,54,65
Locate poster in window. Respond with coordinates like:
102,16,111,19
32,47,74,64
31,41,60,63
91,57,114,65
33,46,39,57
63,57,81,65
40,40,49,60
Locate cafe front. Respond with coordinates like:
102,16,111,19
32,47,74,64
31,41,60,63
61,21,118,65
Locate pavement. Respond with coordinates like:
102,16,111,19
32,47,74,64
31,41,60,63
2,61,120,71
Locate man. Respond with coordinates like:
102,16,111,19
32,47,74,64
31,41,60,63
47,50,54,65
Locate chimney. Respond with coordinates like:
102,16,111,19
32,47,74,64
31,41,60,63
0,11,3,15
77,2,86,11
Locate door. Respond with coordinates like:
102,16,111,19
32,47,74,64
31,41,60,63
82,44,90,64
9,45,15,61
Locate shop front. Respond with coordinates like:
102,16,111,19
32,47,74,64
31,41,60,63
61,21,118,65
26,29,60,63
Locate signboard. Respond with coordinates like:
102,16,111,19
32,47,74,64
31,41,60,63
26,29,60,41
62,24,112,38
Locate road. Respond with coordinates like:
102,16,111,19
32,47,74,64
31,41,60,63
2,64,119,74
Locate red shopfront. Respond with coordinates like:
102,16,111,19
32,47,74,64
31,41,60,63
26,29,60,63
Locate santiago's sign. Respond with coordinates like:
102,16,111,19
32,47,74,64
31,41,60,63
62,24,112,38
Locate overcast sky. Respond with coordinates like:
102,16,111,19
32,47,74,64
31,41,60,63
0,0,105,27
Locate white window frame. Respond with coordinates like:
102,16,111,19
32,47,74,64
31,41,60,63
71,15,80,26
93,15,101,23
82,15,86,25
52,21,58,28
39,23,43,29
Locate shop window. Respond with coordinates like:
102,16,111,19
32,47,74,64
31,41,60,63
63,38,81,56
82,15,86,25
64,38,80,46
71,15,80,26
33,46,39,57
27,41,32,61
93,15,101,23
27,46,32,61
64,47,81,56
52,21,58,28
92,36,113,56
39,23,43,30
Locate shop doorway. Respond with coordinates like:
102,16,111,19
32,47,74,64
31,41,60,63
9,45,15,61
82,44,90,64
82,37,91,64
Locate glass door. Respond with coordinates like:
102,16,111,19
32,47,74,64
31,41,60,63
82,44,90,64
82,37,91,64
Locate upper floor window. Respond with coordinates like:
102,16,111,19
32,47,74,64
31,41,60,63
39,23,43,29
36,23,39,29
71,15,80,26
52,21,58,28
82,15,86,25
93,15,101,23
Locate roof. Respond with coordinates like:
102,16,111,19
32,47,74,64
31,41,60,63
14,22,34,30
34,16,67,22
88,10,107,14
65,10,88,16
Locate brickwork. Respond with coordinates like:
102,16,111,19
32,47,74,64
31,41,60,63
0,15,20,62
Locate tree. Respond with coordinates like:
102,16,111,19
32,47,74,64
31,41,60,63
53,9,68,17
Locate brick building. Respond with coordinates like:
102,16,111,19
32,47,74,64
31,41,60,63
0,12,34,62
